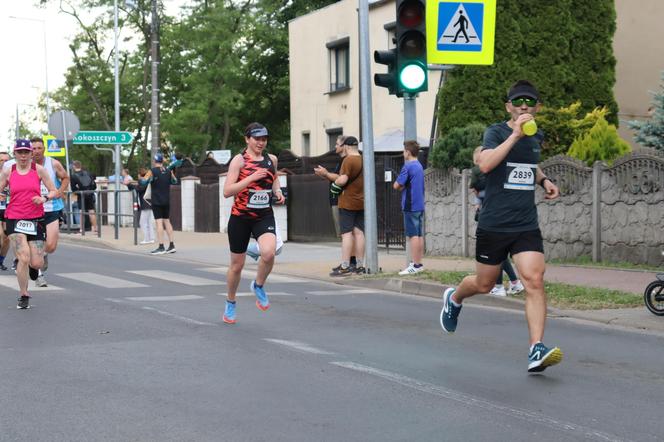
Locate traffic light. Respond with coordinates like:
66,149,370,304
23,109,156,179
395,0,427,95
373,48,398,95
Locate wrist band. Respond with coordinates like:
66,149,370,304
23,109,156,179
539,177,551,188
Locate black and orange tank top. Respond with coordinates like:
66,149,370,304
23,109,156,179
231,150,276,219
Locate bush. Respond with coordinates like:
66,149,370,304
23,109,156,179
629,71,664,151
537,102,609,159
430,123,485,170
567,116,631,165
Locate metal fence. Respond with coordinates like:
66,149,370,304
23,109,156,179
61,189,139,244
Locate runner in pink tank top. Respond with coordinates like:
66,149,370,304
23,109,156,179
0,140,58,309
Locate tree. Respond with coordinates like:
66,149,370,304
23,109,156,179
536,102,608,159
429,123,485,170
437,0,618,137
629,71,664,151
567,116,631,165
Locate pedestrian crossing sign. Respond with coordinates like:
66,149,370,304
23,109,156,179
426,0,496,65
43,134,66,157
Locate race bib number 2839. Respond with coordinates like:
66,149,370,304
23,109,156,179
504,162,536,190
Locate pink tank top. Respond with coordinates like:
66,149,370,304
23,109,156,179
5,163,44,220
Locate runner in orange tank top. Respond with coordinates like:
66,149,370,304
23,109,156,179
221,123,285,324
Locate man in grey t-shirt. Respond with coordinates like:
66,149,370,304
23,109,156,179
439,80,564,374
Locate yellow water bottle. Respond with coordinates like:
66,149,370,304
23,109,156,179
522,119,537,136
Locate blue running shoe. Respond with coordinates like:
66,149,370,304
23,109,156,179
440,287,462,333
528,342,563,373
250,280,270,311
246,243,260,261
223,300,236,324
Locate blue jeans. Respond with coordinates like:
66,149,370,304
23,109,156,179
403,211,424,237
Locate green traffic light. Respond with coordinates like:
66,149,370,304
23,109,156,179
399,63,427,92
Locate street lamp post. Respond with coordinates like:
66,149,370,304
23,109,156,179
8,16,50,120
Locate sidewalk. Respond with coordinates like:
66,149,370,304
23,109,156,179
60,226,664,334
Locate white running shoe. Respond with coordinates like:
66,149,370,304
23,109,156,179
508,280,525,295
490,284,507,297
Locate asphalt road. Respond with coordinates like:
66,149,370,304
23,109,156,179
1,244,662,442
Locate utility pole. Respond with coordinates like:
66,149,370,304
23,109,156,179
113,0,121,239
359,0,379,274
150,0,160,158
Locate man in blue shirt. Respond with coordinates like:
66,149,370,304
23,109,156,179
393,140,425,275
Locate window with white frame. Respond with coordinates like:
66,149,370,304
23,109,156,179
326,37,350,93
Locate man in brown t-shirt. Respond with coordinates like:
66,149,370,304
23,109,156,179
330,136,365,276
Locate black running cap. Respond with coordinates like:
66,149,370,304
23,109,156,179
506,82,540,101
246,125,269,138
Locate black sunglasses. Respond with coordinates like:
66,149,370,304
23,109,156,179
511,97,538,107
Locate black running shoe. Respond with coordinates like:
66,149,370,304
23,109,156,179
330,265,353,277
355,266,366,274
29,266,39,281
17,295,30,309
166,244,176,254
0,263,7,271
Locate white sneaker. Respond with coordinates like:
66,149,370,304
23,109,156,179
489,284,506,297
398,264,424,275
507,280,525,295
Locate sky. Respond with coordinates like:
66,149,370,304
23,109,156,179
0,1,187,150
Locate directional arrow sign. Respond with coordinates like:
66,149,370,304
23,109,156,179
72,131,134,145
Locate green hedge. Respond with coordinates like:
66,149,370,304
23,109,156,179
437,0,618,135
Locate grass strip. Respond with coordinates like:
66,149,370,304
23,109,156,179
402,270,643,310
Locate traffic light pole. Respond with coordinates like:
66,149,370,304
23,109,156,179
359,0,379,274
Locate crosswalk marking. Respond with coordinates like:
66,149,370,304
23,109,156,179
127,270,219,286
125,295,204,302
0,276,64,291
307,289,377,296
58,272,148,288
226,292,294,297
199,267,306,283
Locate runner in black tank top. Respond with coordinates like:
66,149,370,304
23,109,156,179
221,123,285,324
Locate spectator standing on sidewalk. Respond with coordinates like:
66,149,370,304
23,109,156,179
393,140,425,275
125,167,155,244
329,136,365,276
314,135,357,271
70,161,98,234
140,153,177,255
439,80,563,373
221,122,285,324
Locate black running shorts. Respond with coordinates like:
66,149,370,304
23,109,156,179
475,228,544,265
227,214,276,254
4,218,46,242
43,210,62,226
